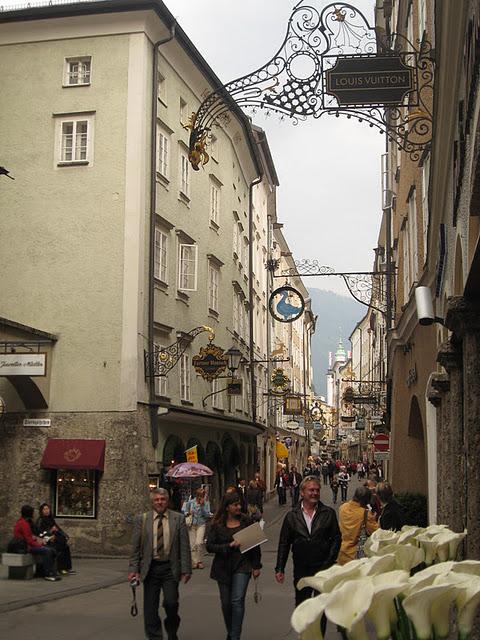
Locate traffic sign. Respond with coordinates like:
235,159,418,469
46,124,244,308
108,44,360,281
374,433,390,451
374,451,390,461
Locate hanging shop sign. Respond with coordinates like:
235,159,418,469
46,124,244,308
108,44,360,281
325,55,415,106
341,414,356,423
227,379,243,395
270,368,290,396
283,395,303,415
355,417,366,431
192,344,227,382
343,387,355,404
185,445,198,463
0,353,46,376
268,286,305,323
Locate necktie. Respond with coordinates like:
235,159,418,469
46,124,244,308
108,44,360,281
157,516,164,556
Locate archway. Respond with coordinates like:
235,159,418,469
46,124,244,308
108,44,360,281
205,441,223,508
222,436,240,487
406,396,427,494
162,435,186,467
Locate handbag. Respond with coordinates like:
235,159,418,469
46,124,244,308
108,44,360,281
185,513,193,528
6,537,28,554
356,509,369,559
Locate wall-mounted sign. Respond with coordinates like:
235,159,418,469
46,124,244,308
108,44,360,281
0,353,46,377
192,344,227,382
355,417,366,431
270,368,290,396
374,451,390,461
227,379,243,395
269,286,305,323
283,395,303,415
325,55,414,106
23,418,51,427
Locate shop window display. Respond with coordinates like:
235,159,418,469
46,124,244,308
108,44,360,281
55,469,96,518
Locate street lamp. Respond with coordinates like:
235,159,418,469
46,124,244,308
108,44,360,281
225,346,242,375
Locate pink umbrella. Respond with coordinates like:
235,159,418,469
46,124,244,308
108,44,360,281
166,462,213,478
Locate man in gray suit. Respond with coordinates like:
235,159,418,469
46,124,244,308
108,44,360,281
128,488,192,640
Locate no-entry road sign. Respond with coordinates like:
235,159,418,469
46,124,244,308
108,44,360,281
373,433,390,452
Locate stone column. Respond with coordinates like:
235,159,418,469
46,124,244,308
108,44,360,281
436,341,464,532
446,297,480,558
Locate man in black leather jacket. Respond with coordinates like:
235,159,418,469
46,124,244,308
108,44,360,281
274,475,341,606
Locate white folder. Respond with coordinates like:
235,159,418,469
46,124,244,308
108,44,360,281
232,522,268,553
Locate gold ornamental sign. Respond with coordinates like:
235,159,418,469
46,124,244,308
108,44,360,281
192,344,228,382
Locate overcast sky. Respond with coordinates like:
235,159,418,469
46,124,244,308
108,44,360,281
2,0,384,295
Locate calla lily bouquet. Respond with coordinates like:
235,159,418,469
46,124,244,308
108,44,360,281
291,525,479,640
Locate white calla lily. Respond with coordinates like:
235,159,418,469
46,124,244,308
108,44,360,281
402,584,456,640
297,562,364,594
422,524,449,537
374,543,425,571
407,562,455,592
429,530,467,562
348,618,370,640
299,621,324,640
415,534,440,566
359,554,396,576
324,578,373,632
291,592,329,637
370,528,400,546
455,575,480,639
452,560,480,577
397,527,425,545
367,581,408,640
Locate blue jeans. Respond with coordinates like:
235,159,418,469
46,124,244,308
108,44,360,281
218,572,251,640
30,546,56,576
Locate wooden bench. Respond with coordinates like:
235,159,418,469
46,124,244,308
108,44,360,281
1,553,35,579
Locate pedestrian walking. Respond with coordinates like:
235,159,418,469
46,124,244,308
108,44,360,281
206,492,262,640
330,473,339,504
254,472,266,513
274,467,289,506
288,465,302,506
128,488,191,640
338,467,350,502
275,474,341,637
337,486,378,565
182,487,211,570
377,482,406,531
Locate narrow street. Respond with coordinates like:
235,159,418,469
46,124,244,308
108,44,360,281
0,477,360,640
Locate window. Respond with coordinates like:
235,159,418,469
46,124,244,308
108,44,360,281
180,353,191,401
418,0,427,41
64,57,91,86
210,134,218,160
180,151,190,198
154,344,169,397
210,182,220,226
233,292,240,333
56,115,93,164
402,223,411,304
408,188,418,283
233,222,239,257
178,243,198,291
154,228,168,282
208,263,219,312
157,127,169,179
55,469,96,518
212,377,223,410
157,71,167,104
180,98,188,126
422,155,430,262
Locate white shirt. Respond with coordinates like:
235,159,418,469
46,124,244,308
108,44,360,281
301,502,317,534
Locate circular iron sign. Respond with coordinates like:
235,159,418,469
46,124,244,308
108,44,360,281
269,286,305,323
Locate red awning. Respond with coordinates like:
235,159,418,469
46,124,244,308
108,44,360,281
40,439,106,471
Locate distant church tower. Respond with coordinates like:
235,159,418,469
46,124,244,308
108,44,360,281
327,338,347,406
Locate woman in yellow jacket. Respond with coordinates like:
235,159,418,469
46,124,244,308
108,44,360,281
337,486,379,565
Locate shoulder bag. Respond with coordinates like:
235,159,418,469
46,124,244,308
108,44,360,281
356,509,369,559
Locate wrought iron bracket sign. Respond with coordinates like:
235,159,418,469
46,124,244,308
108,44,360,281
187,1,434,168
144,325,214,378
270,368,291,396
269,285,305,323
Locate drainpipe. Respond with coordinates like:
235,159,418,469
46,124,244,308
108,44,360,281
148,24,176,448
248,174,263,425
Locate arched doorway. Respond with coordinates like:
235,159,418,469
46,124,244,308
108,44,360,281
406,396,427,495
205,441,222,508
222,435,240,488
162,435,186,467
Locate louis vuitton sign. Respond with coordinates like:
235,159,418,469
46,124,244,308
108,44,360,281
326,55,414,106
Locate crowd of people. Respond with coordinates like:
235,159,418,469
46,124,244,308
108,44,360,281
127,461,403,640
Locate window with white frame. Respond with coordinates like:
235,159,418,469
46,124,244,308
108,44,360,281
157,71,167,104
180,98,188,125
179,151,190,198
242,237,248,269
402,221,411,303
154,344,169,397
64,57,91,86
178,243,198,291
208,262,220,312
422,155,430,263
233,221,239,257
56,115,93,164
408,188,418,283
210,182,220,226
154,228,168,283
157,127,169,179
180,353,191,401
233,292,239,333
212,377,223,410
418,0,427,42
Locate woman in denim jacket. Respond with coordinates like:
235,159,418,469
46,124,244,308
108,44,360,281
182,487,211,569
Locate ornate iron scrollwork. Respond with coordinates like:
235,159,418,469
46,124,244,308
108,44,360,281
144,325,215,378
187,1,433,168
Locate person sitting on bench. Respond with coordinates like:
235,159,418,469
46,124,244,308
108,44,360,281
36,503,75,575
13,505,60,581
